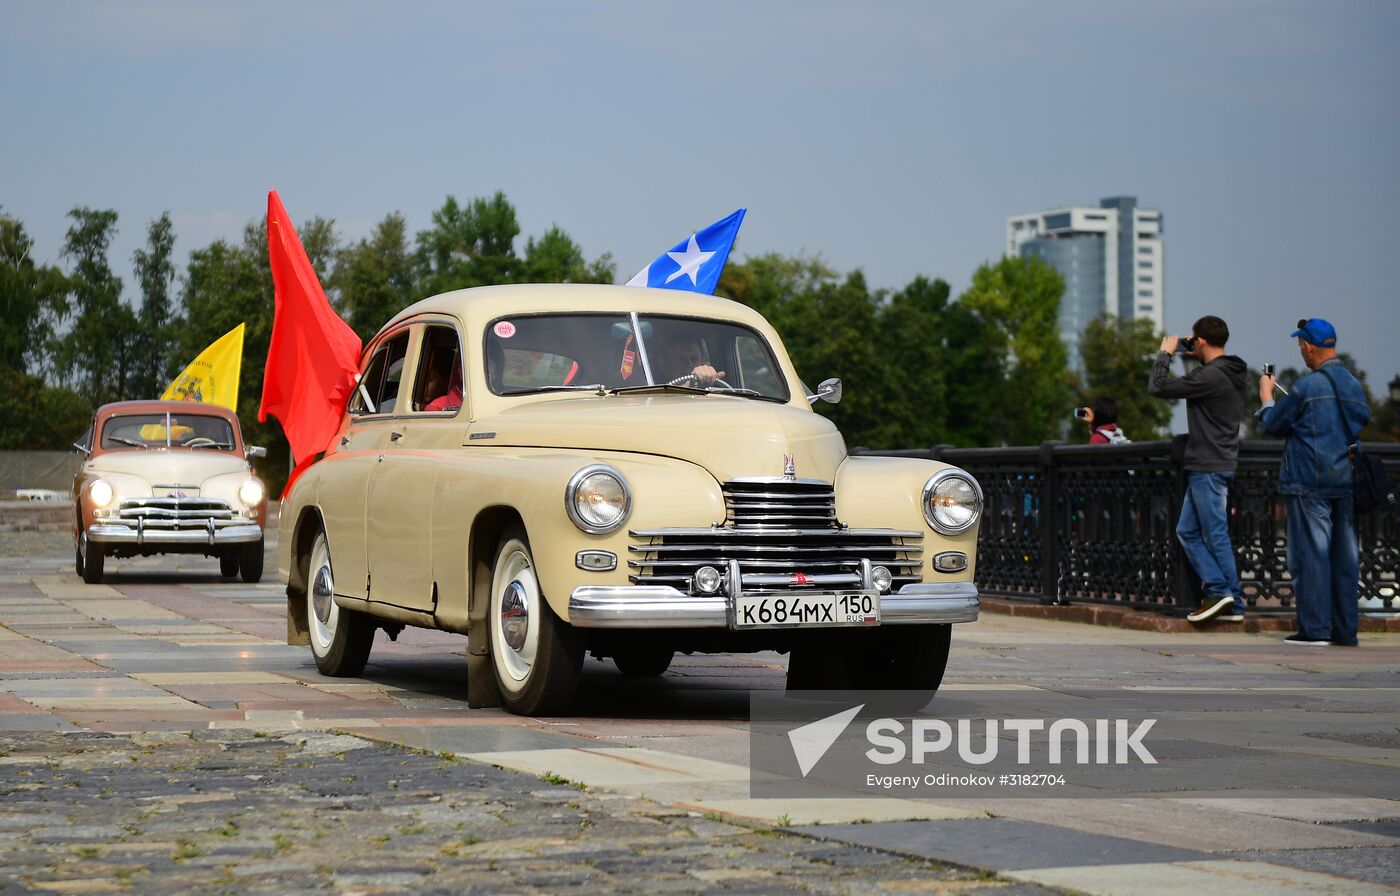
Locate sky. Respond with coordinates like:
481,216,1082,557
4,1,1399,411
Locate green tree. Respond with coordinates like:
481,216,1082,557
938,299,1010,447
332,212,417,341
0,209,70,376
131,212,177,398
51,208,140,405
1078,313,1170,441
956,256,1071,445
873,276,950,449
414,192,522,294
522,225,614,284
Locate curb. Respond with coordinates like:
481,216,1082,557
979,595,1400,634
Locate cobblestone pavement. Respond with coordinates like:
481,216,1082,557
1,526,1398,894
0,729,999,895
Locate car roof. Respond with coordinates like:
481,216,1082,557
94,400,240,421
382,283,772,334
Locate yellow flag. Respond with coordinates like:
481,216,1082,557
162,323,245,411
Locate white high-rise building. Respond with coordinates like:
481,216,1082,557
1006,196,1164,365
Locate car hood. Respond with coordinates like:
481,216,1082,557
472,394,847,483
86,449,251,493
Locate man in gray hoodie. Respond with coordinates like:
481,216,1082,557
1149,315,1250,623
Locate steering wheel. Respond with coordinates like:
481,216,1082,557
665,374,734,389
184,437,218,448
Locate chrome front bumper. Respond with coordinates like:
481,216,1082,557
86,522,263,546
567,581,979,629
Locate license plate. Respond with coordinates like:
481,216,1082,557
732,592,881,629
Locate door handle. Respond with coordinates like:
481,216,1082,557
389,431,403,442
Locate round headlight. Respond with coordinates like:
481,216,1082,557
238,478,265,507
565,465,631,534
922,470,982,535
89,479,115,508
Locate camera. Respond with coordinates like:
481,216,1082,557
1262,363,1275,376
1174,336,1198,354
1072,407,1089,419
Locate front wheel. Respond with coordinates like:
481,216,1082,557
240,538,264,584
219,553,240,578
79,532,104,585
306,530,374,676
489,527,583,715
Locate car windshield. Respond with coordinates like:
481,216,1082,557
483,313,790,402
99,413,237,451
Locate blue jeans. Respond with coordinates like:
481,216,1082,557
1286,494,1359,643
1176,472,1244,613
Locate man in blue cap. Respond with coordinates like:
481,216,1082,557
1257,318,1370,646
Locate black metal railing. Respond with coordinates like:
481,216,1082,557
858,438,1400,616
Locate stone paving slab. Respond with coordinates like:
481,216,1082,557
1006,860,1395,895
792,818,1214,871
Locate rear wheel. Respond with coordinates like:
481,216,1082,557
613,648,673,678
219,553,240,578
489,527,582,715
79,532,104,585
240,538,264,584
306,530,374,676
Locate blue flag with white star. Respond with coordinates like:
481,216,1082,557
625,208,746,294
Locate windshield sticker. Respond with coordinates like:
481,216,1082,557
493,321,516,339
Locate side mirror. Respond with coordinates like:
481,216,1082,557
806,377,843,405
246,446,268,460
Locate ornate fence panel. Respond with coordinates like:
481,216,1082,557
859,439,1400,616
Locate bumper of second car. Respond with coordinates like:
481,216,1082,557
567,581,979,629
86,520,263,546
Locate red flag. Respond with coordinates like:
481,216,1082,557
258,191,362,473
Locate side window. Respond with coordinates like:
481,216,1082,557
348,332,410,416
413,325,465,413
734,335,783,396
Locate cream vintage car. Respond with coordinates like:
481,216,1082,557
279,284,981,714
72,400,269,584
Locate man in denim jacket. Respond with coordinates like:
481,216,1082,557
1257,318,1370,647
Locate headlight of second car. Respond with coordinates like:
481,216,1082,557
89,479,115,508
922,469,982,535
238,478,265,507
565,465,631,534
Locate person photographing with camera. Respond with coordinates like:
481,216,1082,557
1257,318,1370,647
1148,316,1249,623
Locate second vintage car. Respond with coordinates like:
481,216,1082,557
72,400,269,584
278,284,982,714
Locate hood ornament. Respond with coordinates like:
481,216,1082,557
782,454,796,481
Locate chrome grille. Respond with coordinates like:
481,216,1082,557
724,478,837,529
114,497,239,531
629,528,923,594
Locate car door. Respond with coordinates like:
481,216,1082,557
318,330,409,601
366,321,463,612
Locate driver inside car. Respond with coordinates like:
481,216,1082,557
660,335,725,386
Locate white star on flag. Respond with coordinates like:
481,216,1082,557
664,234,716,286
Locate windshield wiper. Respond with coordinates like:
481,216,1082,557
110,437,148,449
609,383,708,396
189,441,234,450
498,384,607,396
